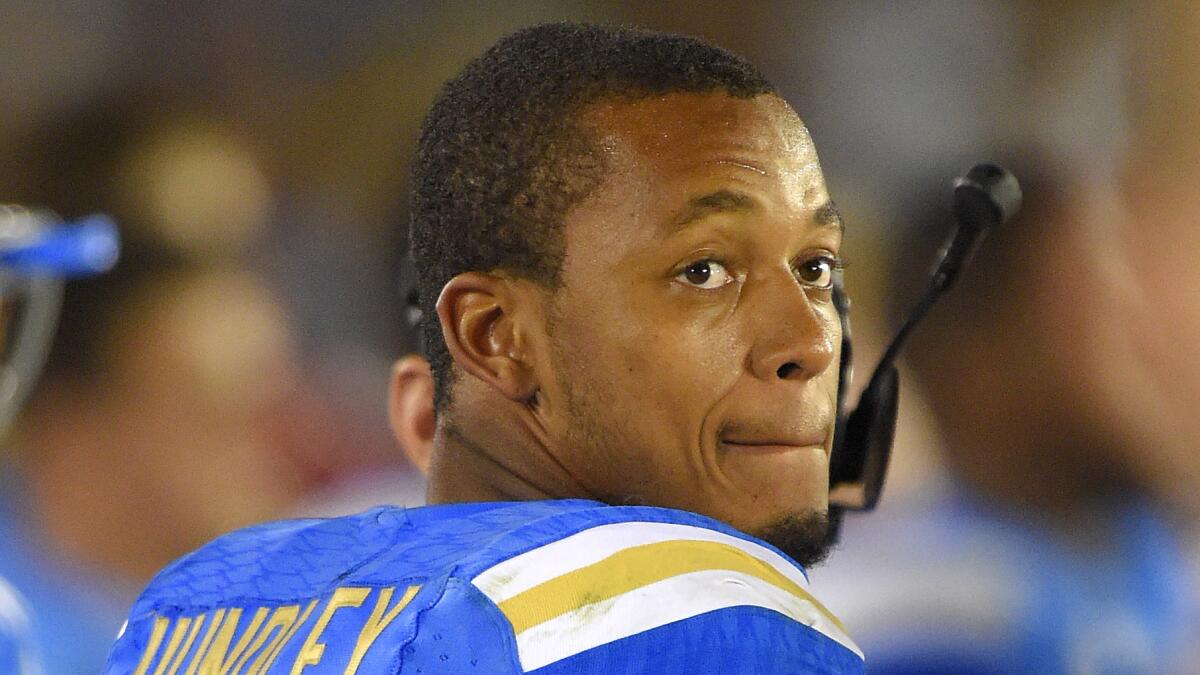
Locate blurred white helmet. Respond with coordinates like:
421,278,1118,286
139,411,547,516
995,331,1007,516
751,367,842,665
0,206,118,437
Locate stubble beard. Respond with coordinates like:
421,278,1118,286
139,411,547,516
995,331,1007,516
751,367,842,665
750,506,844,569
556,365,845,569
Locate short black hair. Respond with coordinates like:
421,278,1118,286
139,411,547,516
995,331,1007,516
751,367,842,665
409,22,775,409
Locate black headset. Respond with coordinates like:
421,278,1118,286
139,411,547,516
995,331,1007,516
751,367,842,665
403,163,1021,513
828,163,1021,511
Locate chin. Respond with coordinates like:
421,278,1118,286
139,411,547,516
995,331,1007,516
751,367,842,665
747,506,843,569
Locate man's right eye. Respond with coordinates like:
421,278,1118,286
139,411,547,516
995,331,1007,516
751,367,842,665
677,260,733,289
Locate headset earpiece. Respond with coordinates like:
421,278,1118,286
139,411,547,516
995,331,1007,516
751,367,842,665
828,162,1020,512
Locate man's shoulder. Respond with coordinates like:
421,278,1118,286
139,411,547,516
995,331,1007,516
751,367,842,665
460,502,863,672
107,501,864,673
126,499,768,611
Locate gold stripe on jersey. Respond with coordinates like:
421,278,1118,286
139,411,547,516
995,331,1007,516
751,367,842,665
495,538,846,634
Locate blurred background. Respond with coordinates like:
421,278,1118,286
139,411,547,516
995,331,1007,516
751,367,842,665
0,1,1197,672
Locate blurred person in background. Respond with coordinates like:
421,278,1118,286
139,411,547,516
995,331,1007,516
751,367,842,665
0,206,119,675
818,165,1199,674
1115,2,1200,529
814,5,1200,674
0,97,406,673
2,252,312,673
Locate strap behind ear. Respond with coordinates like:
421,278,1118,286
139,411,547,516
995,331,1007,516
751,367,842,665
831,276,853,454
827,273,898,511
830,365,898,511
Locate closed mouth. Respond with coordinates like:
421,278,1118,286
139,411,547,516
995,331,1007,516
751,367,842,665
719,439,823,454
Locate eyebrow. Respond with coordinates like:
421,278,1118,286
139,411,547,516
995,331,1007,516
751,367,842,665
664,189,845,235
666,189,755,233
814,201,845,234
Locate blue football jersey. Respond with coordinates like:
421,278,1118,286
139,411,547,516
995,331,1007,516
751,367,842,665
105,500,863,674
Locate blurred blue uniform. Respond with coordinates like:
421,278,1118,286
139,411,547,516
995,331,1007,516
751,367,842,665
106,500,863,674
817,487,1198,674
0,471,128,674
0,576,42,674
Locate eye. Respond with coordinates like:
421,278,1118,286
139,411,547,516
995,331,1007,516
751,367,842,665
795,255,840,289
676,259,734,289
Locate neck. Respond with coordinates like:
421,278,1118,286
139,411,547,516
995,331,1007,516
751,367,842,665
425,395,596,505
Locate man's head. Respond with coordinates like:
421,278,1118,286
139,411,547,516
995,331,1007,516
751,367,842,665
406,23,844,566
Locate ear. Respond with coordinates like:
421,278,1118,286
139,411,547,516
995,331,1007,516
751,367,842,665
435,271,539,402
388,354,436,473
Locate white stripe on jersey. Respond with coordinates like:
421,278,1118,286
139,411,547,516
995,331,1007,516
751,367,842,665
471,520,862,671
473,521,810,603
515,567,861,672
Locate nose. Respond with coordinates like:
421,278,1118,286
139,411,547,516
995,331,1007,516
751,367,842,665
745,272,838,383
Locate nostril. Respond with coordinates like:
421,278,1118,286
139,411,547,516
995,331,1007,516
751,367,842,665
776,362,801,379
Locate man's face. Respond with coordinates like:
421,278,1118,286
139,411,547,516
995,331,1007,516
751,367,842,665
536,92,843,551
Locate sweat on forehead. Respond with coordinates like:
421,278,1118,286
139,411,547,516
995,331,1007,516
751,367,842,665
571,93,827,227
583,93,813,161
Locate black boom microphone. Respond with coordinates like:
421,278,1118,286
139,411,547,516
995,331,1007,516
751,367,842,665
828,163,1022,511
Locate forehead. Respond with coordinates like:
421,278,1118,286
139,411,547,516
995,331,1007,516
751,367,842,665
577,93,827,218
586,92,816,171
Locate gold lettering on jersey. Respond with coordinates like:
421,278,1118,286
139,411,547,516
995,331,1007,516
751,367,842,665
345,585,422,674
135,584,426,674
184,608,227,675
225,604,299,674
133,615,170,675
255,600,318,674
165,613,206,675
225,607,271,674
152,616,192,675
196,606,270,674
290,587,370,673
187,607,242,674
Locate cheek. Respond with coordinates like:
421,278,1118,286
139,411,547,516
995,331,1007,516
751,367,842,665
552,290,744,452
621,310,747,434
571,281,740,385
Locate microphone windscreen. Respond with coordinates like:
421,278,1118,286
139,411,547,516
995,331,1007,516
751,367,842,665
952,163,1022,231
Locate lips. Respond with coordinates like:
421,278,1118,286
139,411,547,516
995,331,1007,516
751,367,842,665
719,413,830,451
721,439,825,452
719,403,832,454
720,444,808,456
719,429,828,454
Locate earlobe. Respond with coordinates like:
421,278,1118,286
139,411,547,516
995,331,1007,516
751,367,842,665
388,355,436,473
436,272,539,402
